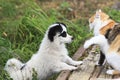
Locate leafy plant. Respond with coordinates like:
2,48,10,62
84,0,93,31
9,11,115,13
0,0,119,79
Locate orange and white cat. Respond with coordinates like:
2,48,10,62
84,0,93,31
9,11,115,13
84,24,120,75
89,9,116,36
88,9,116,66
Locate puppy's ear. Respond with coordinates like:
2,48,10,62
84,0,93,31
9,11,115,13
48,24,63,42
48,27,57,42
56,22,67,28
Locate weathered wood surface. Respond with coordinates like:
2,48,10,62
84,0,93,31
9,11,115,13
56,46,120,80
69,49,100,80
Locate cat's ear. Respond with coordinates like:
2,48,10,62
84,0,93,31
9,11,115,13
98,9,101,12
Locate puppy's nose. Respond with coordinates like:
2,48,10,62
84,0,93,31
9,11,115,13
71,37,74,40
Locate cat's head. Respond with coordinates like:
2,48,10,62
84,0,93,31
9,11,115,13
89,9,115,35
89,9,109,23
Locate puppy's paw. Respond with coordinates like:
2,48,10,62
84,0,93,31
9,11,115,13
68,66,78,71
72,61,83,66
84,40,91,49
106,70,114,75
76,61,83,65
78,61,83,65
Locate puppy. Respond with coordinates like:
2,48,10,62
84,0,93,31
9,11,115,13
84,24,120,75
4,22,83,80
88,9,116,66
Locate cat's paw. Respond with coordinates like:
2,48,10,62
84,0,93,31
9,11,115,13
84,40,91,49
95,61,100,66
106,70,114,75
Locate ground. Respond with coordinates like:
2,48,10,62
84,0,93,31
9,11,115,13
0,0,120,80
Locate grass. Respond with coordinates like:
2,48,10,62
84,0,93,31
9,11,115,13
0,0,120,80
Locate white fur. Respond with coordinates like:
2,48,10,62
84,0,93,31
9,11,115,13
106,53,120,72
84,35,109,54
88,10,111,66
84,35,120,75
106,70,114,75
5,23,82,80
4,58,24,73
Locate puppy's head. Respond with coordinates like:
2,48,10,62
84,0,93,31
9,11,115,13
47,22,73,44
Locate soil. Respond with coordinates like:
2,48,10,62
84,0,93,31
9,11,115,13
36,0,119,20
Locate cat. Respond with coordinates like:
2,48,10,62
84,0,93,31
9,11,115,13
84,24,120,75
88,9,116,66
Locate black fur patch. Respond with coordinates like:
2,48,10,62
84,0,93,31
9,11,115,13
56,22,67,28
98,51,105,66
59,31,67,37
20,64,26,70
48,23,66,42
107,25,120,44
118,47,120,52
105,29,111,39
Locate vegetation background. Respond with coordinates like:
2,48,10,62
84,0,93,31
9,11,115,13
0,0,120,80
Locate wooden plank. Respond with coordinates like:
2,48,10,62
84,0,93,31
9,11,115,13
97,78,112,80
72,46,85,60
56,71,71,80
97,63,112,80
113,75,120,79
90,65,112,80
89,61,108,80
69,63,95,80
56,46,85,80
57,45,120,80
69,46,118,80
68,51,99,80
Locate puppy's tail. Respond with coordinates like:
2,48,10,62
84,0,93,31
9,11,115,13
4,58,23,74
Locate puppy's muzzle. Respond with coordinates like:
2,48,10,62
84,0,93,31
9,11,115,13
71,37,74,40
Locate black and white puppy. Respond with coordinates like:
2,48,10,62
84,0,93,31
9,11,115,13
4,22,83,80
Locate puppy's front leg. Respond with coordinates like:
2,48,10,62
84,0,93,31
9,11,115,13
65,56,83,66
54,62,77,73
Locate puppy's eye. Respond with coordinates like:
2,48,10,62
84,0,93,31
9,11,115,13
59,31,67,37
